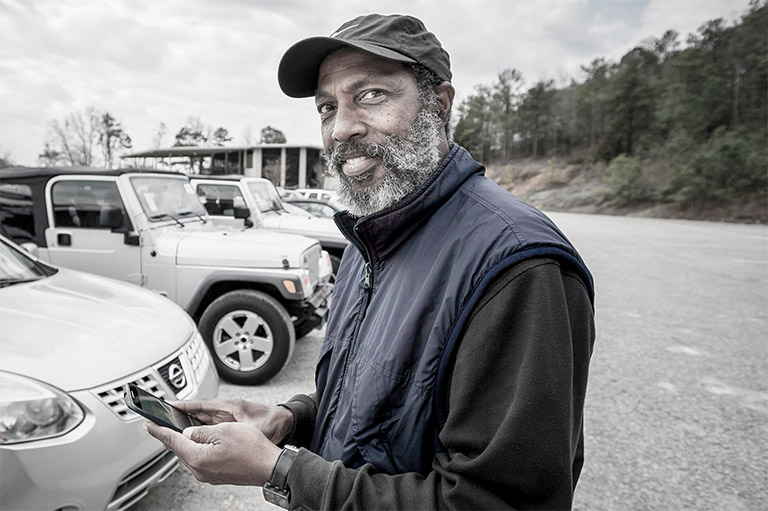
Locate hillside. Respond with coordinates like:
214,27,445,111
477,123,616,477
486,159,767,224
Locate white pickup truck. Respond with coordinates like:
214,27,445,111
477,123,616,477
0,167,334,385
190,176,349,272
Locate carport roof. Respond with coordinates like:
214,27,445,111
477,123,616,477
123,144,323,159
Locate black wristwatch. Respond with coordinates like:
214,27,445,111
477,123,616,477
263,445,299,509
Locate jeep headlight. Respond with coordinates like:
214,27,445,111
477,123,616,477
0,372,84,445
301,254,313,296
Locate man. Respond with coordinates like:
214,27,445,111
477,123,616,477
146,14,595,510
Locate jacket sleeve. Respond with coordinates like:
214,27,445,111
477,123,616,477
285,257,595,510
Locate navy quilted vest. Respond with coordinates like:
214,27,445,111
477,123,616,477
311,145,593,475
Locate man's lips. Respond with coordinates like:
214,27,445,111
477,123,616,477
341,155,379,177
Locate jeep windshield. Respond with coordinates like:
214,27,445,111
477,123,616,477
131,176,208,222
0,236,56,288
247,181,284,214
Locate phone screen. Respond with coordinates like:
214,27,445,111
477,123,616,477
125,384,204,431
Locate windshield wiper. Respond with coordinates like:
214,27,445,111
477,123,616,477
177,210,207,224
149,213,185,227
0,277,43,288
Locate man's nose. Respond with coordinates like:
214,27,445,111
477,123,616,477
331,105,367,143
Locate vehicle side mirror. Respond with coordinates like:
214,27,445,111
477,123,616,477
234,206,253,228
100,206,124,230
234,206,251,219
20,242,40,258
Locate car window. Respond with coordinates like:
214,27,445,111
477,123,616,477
299,202,335,218
0,237,54,283
131,176,207,220
196,184,243,217
246,181,283,213
51,180,128,229
0,183,35,243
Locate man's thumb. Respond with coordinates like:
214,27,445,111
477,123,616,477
183,425,213,444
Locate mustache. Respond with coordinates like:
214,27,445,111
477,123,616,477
322,141,392,176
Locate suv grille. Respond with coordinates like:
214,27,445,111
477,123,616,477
304,247,320,287
93,333,210,420
97,374,165,419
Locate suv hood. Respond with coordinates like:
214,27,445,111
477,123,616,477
0,268,195,391
261,213,347,244
160,227,319,268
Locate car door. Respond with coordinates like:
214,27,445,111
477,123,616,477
43,176,143,285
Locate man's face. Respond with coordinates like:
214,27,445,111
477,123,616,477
315,48,446,217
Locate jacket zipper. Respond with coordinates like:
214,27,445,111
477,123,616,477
340,260,373,381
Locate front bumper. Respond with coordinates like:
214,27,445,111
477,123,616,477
0,336,219,511
306,280,333,318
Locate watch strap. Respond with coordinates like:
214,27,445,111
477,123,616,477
263,445,299,509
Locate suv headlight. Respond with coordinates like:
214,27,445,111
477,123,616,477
301,254,312,296
0,372,84,445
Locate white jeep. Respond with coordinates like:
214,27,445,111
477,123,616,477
0,167,334,385
190,176,349,272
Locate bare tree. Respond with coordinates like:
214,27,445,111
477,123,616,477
38,143,62,167
42,107,132,167
46,107,101,166
99,112,132,169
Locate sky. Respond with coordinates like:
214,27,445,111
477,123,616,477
0,0,752,166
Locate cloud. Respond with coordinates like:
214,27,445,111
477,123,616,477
0,0,755,165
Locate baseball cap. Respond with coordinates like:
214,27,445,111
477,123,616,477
278,14,452,98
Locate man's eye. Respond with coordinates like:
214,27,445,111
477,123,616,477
359,90,384,101
317,103,335,115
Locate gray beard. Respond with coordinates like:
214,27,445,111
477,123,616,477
322,107,444,218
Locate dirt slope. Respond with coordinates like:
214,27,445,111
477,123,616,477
485,159,767,224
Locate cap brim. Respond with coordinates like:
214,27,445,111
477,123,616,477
278,36,417,98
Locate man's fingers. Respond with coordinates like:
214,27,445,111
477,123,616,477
144,421,191,452
168,398,237,423
183,426,214,444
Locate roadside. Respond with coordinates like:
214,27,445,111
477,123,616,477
487,158,767,224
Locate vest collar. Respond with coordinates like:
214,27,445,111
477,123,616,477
334,145,484,261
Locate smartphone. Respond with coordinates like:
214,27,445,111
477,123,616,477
124,383,205,432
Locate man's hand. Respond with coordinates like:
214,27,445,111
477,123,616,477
169,398,295,444
145,421,282,486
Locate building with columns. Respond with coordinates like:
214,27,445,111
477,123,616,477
121,144,333,190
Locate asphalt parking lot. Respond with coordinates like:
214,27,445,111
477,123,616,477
133,212,768,511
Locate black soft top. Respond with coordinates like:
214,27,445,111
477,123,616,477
0,166,186,181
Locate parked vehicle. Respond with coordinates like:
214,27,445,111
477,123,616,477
190,176,348,272
283,196,346,219
0,234,219,511
0,167,333,385
293,188,338,201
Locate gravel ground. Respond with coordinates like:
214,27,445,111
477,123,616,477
133,212,768,511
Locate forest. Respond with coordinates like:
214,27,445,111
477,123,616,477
453,1,767,210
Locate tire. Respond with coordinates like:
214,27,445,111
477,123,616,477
198,290,295,385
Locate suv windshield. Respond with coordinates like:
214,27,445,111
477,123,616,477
131,176,207,221
0,238,55,287
247,181,284,213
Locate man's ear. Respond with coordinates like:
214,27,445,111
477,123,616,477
435,82,455,125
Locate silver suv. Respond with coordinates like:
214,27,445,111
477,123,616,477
0,234,219,510
0,167,334,385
